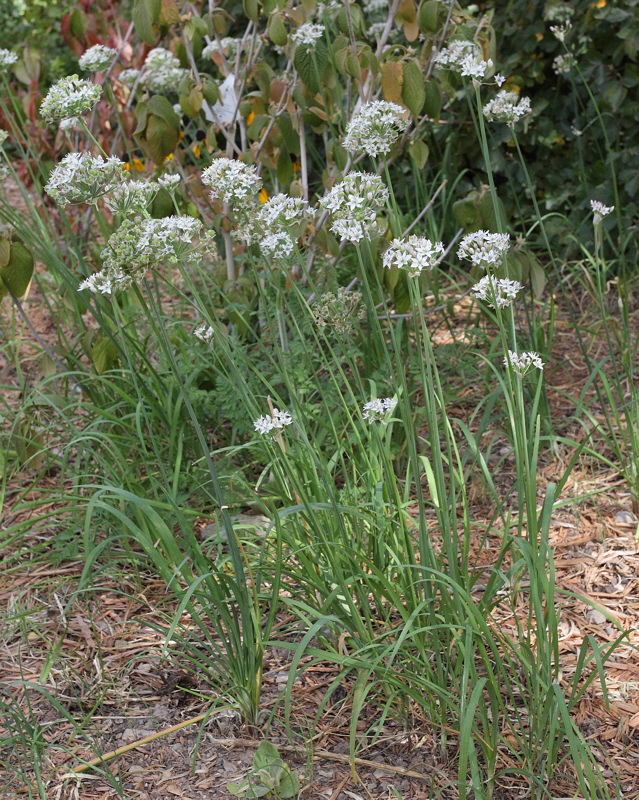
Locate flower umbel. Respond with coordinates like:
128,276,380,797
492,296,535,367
343,100,409,158
319,172,389,244
363,397,398,424
79,45,118,72
290,23,325,47
482,91,531,126
194,324,215,342
458,230,510,271
44,152,125,206
434,40,493,80
202,158,262,205
40,75,102,123
382,236,445,277
504,350,544,376
253,408,293,435
590,200,614,225
0,49,18,70
472,275,523,309
313,287,366,334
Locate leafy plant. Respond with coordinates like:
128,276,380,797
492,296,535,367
227,740,300,799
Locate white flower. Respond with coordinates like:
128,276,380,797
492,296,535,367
253,408,293,435
472,275,523,309
494,73,506,87
313,287,365,334
235,193,309,256
202,158,262,205
118,68,140,87
590,200,614,225
44,152,125,205
543,3,574,23
362,397,397,423
0,164,10,183
0,130,8,145
290,23,325,47
0,49,18,70
319,172,389,243
482,90,531,126
504,350,544,376
158,173,181,192
434,40,493,80
382,236,444,277
194,323,215,342
261,230,295,257
201,38,239,60
549,24,570,43
457,230,510,270
40,75,102,123
553,53,576,75
104,179,160,216
79,44,118,72
139,48,189,94
343,100,409,158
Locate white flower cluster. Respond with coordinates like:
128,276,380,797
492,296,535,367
472,275,523,309
457,230,510,270
553,53,575,75
544,3,574,23
40,75,102,123
79,216,207,294
482,90,531,126
236,193,309,257
343,100,409,158
549,24,570,43
79,44,118,72
0,164,10,183
290,23,325,47
104,179,159,216
433,40,493,80
194,323,215,342
382,236,444,277
120,48,189,94
319,172,389,243
44,152,125,206
253,408,293,435
201,38,239,60
0,130,8,146
0,49,18,70
590,200,614,225
504,350,544,376
362,397,397,424
158,173,181,192
313,287,365,334
202,158,262,205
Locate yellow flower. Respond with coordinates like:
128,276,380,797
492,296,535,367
246,111,256,125
259,187,268,204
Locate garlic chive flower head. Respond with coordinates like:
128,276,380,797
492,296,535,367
363,397,398,424
0,130,9,146
80,216,206,295
433,40,493,80
458,230,510,271
494,73,506,87
553,53,576,75
482,91,531,126
118,69,140,87
590,200,614,225
79,44,118,72
0,49,18,70
202,158,262,205
290,22,325,47
45,152,125,206
504,350,544,376
158,173,181,192
313,287,366,334
253,408,293,435
472,275,523,309
236,193,309,257
319,172,389,244
40,75,102,123
343,100,409,158
194,324,215,342
139,48,189,94
104,180,160,216
382,236,444,277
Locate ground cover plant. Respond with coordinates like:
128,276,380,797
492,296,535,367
1,0,639,798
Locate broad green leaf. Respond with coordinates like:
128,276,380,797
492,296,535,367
402,60,425,118
253,740,281,770
381,61,404,105
409,138,429,168
147,95,180,127
0,241,34,298
419,0,439,33
145,115,179,164
423,79,442,120
132,0,161,45
0,238,10,268
158,0,180,25
268,13,288,46
294,40,328,95
453,197,482,232
91,335,119,375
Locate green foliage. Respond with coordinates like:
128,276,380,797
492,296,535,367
227,741,300,798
